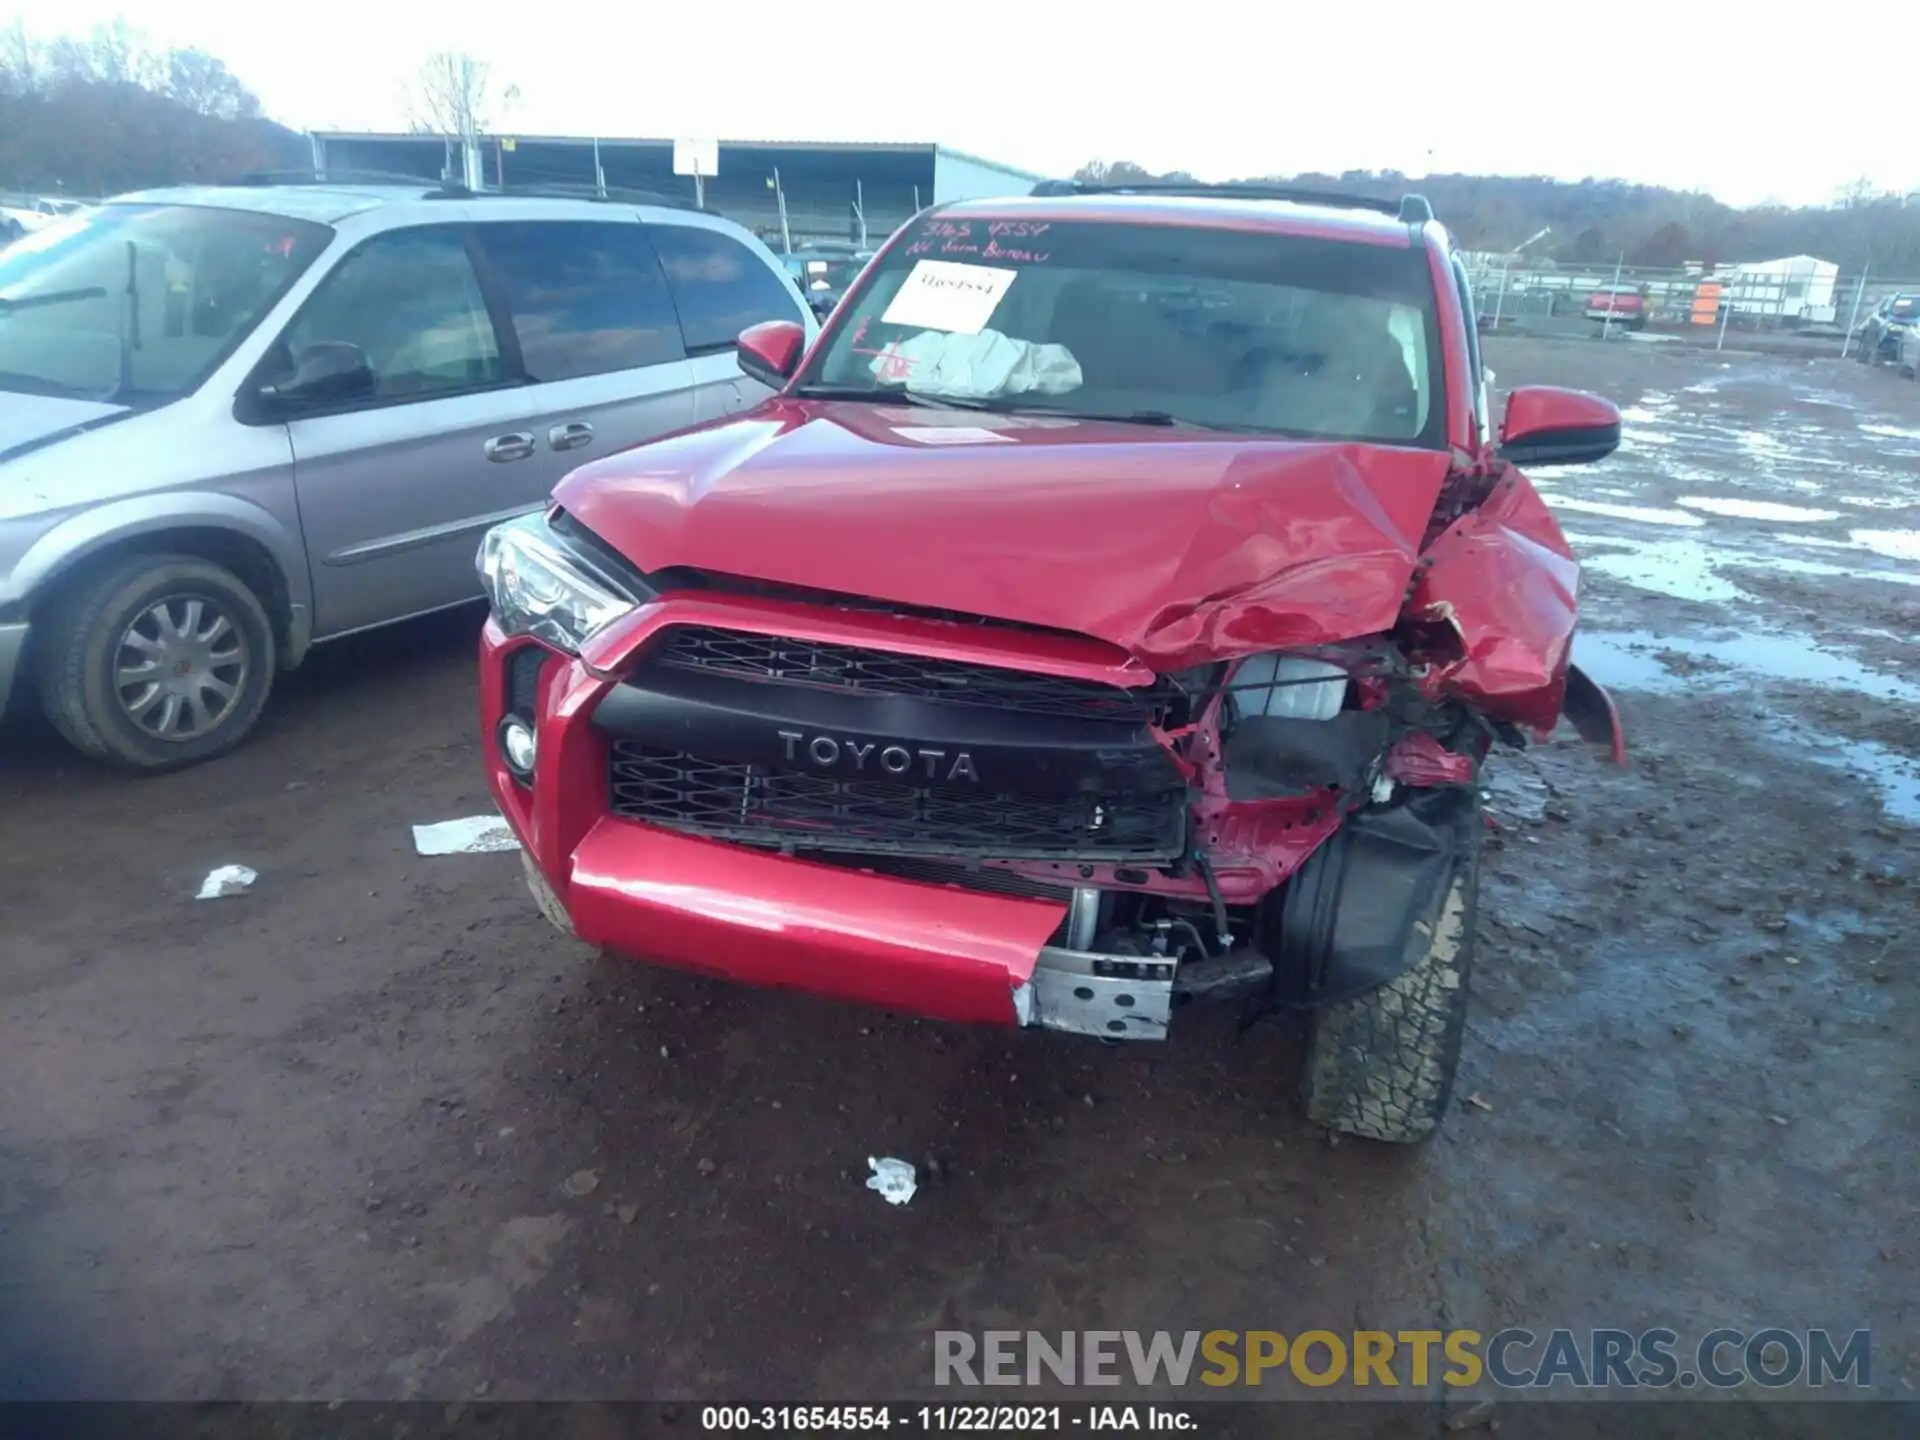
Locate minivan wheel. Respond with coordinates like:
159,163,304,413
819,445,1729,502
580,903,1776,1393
37,554,276,771
1300,821,1478,1144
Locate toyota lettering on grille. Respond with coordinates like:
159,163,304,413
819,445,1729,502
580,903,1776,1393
777,729,979,784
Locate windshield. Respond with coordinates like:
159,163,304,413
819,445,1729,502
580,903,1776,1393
1890,296,1920,318
0,203,331,403
798,217,1444,444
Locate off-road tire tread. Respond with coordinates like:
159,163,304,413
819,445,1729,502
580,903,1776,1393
35,554,274,772
1303,857,1476,1144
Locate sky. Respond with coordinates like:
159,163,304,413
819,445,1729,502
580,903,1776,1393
10,0,1912,211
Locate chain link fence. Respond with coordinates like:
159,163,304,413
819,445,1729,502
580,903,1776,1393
1463,256,1920,352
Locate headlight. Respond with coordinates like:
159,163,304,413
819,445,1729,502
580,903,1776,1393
477,511,638,654
1228,653,1349,721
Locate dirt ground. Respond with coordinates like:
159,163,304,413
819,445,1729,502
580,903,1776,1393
1,334,1915,1423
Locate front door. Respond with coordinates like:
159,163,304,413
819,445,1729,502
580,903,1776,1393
278,223,533,638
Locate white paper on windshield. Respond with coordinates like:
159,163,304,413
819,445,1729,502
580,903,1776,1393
880,260,1017,335
892,426,1014,445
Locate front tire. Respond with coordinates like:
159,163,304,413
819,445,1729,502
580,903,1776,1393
36,554,276,772
1301,823,1478,1143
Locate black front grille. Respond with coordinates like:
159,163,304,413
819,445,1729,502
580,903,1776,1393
645,626,1152,722
608,742,1184,860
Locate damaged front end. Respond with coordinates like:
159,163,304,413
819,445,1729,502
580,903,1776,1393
996,633,1510,1039
490,393,1626,1081
1001,414,1631,1041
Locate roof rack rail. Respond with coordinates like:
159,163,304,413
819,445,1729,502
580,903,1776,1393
452,181,700,211
1028,178,1434,225
233,168,462,192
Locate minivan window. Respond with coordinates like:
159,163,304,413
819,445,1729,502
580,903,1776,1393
0,203,329,402
648,223,807,353
800,218,1444,447
473,221,685,381
280,226,502,400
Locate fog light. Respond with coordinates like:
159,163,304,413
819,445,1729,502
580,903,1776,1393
499,718,537,777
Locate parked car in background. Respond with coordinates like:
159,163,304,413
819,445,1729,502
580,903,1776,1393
476,179,1627,1144
0,194,79,245
781,243,874,319
1584,283,1647,330
1853,292,1920,364
1897,322,1920,379
0,176,816,770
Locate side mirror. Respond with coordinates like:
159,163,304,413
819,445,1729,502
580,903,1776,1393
1498,385,1621,468
260,341,375,409
736,320,807,390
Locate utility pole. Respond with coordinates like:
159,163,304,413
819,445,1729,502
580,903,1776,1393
1841,266,1869,357
1493,226,1551,330
1600,250,1625,341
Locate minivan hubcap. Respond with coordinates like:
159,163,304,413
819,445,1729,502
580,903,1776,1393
115,596,248,741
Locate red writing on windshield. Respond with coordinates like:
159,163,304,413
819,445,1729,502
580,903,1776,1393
855,340,917,381
902,236,1050,263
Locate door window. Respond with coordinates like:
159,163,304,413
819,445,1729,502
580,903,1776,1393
282,226,502,400
647,223,806,354
472,221,685,381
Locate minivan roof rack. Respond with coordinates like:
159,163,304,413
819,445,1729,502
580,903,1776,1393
225,170,701,211
454,181,700,211
234,168,459,192
1027,178,1434,225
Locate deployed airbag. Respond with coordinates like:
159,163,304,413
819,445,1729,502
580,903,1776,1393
874,328,1083,401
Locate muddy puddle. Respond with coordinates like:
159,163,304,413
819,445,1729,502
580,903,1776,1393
1575,629,1920,822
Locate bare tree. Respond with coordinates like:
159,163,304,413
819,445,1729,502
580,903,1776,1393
167,47,261,120
2,17,41,95
407,50,515,138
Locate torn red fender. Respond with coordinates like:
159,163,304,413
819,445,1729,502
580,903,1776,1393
1562,662,1628,764
1407,469,1579,732
1386,732,1477,786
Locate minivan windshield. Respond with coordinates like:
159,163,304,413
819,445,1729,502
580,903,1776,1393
796,216,1444,445
0,203,331,403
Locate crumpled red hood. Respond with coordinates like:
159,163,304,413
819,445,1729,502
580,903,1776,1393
554,400,1455,668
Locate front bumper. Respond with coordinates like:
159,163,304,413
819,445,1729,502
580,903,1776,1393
0,621,28,718
481,611,1179,1037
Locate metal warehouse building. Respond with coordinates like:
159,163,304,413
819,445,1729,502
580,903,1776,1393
309,132,1043,251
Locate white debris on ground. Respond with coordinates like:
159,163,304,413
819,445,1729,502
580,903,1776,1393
412,816,521,856
195,864,258,899
865,1156,918,1206
1483,766,1551,825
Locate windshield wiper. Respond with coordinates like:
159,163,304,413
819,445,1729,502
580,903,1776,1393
791,383,1200,430
1026,406,1189,428
788,382,951,407
929,395,1198,428
0,286,108,313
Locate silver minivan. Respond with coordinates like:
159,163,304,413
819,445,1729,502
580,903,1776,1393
0,179,816,769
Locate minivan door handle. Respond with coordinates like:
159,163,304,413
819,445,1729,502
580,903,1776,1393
548,421,595,452
484,432,536,463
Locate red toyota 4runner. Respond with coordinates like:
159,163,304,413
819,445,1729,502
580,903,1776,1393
476,181,1626,1142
